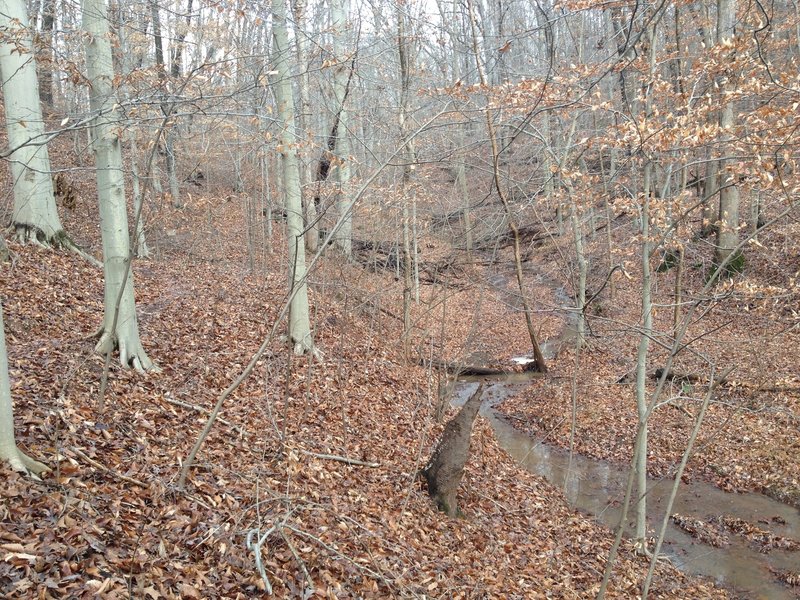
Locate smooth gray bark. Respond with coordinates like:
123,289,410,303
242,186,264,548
272,0,314,354
714,0,740,266
0,300,48,475
292,0,319,253
0,0,65,245
83,0,155,371
331,0,353,258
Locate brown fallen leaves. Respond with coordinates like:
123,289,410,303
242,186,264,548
0,159,736,598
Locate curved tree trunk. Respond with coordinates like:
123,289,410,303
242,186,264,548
0,0,65,245
83,0,155,372
272,0,314,355
0,300,48,475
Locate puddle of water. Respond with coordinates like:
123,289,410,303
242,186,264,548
453,382,800,600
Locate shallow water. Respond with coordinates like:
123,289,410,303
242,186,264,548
453,381,800,599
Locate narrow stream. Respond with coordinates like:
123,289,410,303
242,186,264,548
453,382,800,600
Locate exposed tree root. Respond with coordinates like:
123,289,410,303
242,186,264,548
11,224,102,268
95,329,158,373
0,445,49,478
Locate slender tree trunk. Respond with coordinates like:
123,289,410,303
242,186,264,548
83,0,155,372
292,0,319,252
165,132,180,205
397,0,414,356
272,0,314,354
150,0,181,207
570,209,587,346
467,0,547,372
331,0,352,258
0,300,48,475
714,0,740,268
634,176,652,551
632,15,659,552
119,8,150,259
0,0,65,245
38,0,55,107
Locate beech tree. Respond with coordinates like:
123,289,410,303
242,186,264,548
0,300,47,475
330,0,353,258
714,0,741,269
0,0,66,245
272,0,314,354
83,0,155,371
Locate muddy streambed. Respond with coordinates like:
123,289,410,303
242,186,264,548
452,381,800,599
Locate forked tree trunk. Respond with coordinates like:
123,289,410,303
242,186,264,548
83,0,155,372
0,300,48,475
422,384,483,517
272,0,314,354
0,0,65,245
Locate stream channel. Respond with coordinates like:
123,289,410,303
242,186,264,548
451,380,799,599
451,271,798,598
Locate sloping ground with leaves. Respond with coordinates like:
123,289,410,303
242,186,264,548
0,183,733,599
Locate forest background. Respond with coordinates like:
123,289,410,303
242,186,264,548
0,0,798,596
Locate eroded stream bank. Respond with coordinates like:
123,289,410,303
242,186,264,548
452,382,800,600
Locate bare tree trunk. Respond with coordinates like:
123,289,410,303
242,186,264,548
634,179,652,551
272,0,314,354
467,0,547,372
397,1,415,356
292,0,319,252
37,0,55,107
714,0,741,269
150,0,181,207
0,300,48,475
570,209,587,346
422,384,484,517
0,0,65,245
331,0,353,258
83,0,155,372
119,7,150,259
631,14,659,553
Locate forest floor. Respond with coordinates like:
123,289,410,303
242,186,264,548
0,155,797,599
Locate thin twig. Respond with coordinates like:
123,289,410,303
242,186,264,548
280,529,315,595
298,449,380,468
71,447,147,488
641,366,735,598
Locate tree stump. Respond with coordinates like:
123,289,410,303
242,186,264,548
422,384,484,517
